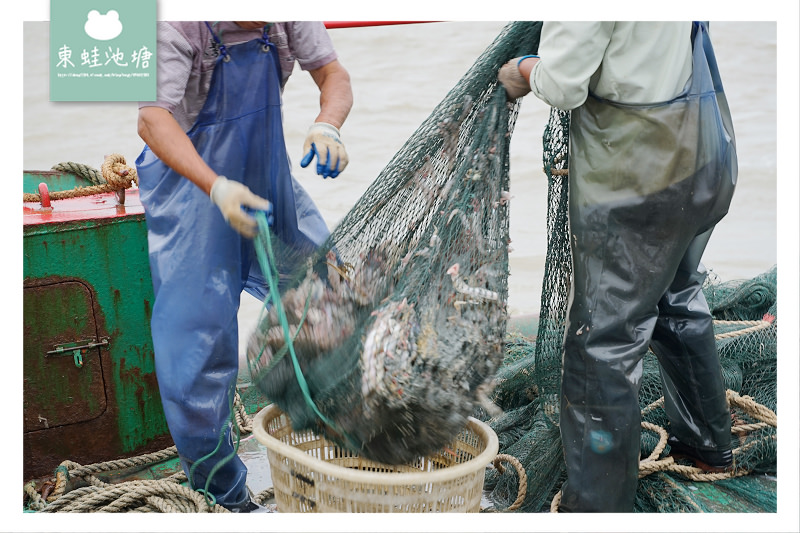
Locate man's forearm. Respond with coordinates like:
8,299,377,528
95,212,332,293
310,61,353,130
137,106,218,195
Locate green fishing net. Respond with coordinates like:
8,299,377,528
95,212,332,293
480,104,778,513
247,22,543,464
246,20,777,513
483,266,777,513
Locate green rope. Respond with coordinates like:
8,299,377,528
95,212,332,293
186,209,344,509
252,212,353,440
186,385,240,509
251,276,313,376
54,465,70,482
202,389,241,502
252,212,334,428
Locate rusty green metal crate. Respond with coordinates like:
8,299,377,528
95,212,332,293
23,185,172,480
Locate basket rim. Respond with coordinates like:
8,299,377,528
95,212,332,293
252,404,500,485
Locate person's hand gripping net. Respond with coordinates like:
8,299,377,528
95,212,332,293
498,55,539,100
210,176,272,238
300,122,348,178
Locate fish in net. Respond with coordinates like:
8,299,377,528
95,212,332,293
246,22,544,464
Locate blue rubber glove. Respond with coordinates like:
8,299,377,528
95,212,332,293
300,122,348,179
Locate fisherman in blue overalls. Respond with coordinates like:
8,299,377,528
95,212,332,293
136,21,352,512
499,22,737,511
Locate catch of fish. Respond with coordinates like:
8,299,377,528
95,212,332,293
246,93,512,464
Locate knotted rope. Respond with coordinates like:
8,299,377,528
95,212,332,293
23,154,138,203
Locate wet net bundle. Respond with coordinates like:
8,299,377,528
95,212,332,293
246,22,543,464
480,105,779,512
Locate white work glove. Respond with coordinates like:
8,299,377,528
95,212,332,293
300,122,348,179
498,56,533,100
209,176,272,238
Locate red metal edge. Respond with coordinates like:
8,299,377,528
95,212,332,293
324,21,438,29
23,188,145,226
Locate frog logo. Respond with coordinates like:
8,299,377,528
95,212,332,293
84,10,123,41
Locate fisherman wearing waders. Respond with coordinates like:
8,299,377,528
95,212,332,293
135,21,352,512
499,21,737,512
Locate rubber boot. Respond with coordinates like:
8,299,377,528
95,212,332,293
650,231,732,465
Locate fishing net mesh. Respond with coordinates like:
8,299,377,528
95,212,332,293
480,103,779,511
247,20,778,512
247,22,543,464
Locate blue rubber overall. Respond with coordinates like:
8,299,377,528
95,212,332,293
558,22,737,512
136,26,328,509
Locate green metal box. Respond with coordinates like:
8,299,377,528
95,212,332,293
23,182,171,480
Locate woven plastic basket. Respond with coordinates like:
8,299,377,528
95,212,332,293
252,404,499,512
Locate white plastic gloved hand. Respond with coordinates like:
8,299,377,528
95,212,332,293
209,176,272,238
300,122,348,179
498,56,535,101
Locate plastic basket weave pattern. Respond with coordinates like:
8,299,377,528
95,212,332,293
252,404,499,512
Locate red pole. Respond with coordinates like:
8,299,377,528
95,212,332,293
38,183,51,209
324,21,438,29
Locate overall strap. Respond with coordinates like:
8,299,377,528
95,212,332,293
693,21,727,95
204,21,229,59
259,23,273,49
204,22,274,58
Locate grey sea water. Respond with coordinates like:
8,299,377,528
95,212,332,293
23,21,778,339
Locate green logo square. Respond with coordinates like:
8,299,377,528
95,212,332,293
50,0,156,101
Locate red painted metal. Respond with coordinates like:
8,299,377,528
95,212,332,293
37,182,51,209
23,189,145,226
324,21,437,29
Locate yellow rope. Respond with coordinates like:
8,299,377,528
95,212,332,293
487,453,528,512
509,319,778,512
548,388,777,512
713,319,773,339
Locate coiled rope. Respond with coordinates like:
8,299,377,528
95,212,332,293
23,154,138,203
483,454,528,512
546,388,778,513
482,319,777,513
23,391,274,513
51,161,106,186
